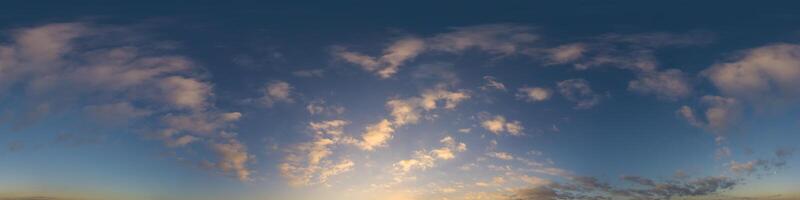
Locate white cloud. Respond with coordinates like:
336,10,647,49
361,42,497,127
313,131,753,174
480,114,525,136
158,76,212,110
677,95,741,134
547,43,586,64
629,69,692,100
387,87,469,126
280,120,355,186
260,80,293,107
704,43,800,105
0,22,251,182
212,139,252,181
356,119,395,151
517,87,551,102
392,136,466,181
334,38,425,78
557,79,602,109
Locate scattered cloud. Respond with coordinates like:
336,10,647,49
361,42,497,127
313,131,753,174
392,136,466,182
480,114,524,136
677,95,742,135
517,87,552,102
259,80,294,107
557,79,602,109
0,22,252,181
704,43,800,105
334,37,425,78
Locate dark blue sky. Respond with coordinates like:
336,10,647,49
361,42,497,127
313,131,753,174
1,1,799,200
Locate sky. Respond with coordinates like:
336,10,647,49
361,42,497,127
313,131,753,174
1,1,800,200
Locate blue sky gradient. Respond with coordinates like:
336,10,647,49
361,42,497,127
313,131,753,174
1,1,799,200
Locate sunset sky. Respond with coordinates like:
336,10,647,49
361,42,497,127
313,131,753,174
1,1,799,200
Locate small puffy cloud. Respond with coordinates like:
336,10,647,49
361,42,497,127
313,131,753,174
557,79,602,109
260,80,293,107
517,87,551,102
704,43,800,104
480,114,524,136
677,95,741,134
334,37,425,78
481,76,506,91
356,119,395,151
386,87,470,126
546,43,586,64
212,139,252,181
628,69,692,100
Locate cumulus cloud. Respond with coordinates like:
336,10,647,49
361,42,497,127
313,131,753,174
704,44,800,104
517,87,551,102
260,80,293,107
480,114,524,136
557,79,603,109
334,37,425,78
629,69,692,100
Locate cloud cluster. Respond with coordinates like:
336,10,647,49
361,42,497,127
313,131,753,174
677,95,741,136
480,114,524,136
280,120,355,186
392,136,467,181
0,22,252,181
335,24,538,79
349,87,470,151
512,175,738,200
